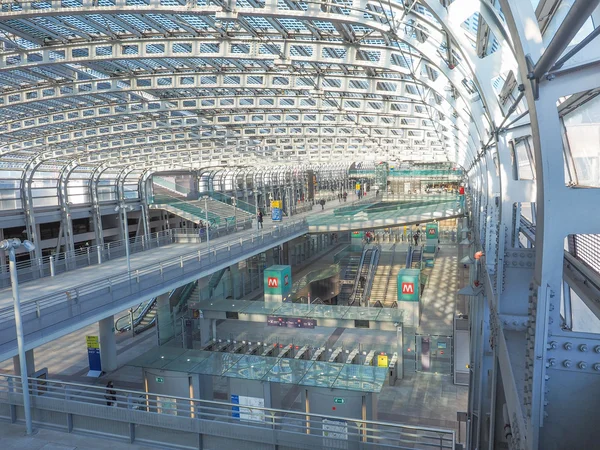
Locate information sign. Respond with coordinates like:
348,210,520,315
323,419,348,441
86,335,101,375
267,316,317,328
333,397,345,404
377,354,389,367
231,394,265,422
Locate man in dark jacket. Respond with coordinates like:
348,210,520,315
105,381,116,406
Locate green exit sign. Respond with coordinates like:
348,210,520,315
333,397,345,404
156,377,164,383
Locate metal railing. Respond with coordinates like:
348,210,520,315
0,215,258,290
0,230,173,289
0,220,309,359
0,374,455,450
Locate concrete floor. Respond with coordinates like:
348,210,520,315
0,239,469,445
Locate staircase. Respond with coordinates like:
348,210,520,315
384,247,408,307
149,197,254,228
152,184,187,204
369,246,394,305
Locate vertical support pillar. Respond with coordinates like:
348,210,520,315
99,316,117,373
156,292,173,346
229,263,242,299
12,349,35,376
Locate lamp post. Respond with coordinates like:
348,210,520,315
114,203,134,276
232,196,237,230
202,195,210,250
1,238,35,435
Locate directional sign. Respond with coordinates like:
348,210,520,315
333,397,345,404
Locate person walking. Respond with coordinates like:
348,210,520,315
338,192,342,203
105,381,117,407
257,210,263,229
319,199,326,210
343,192,347,202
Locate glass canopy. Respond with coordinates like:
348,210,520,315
129,347,388,393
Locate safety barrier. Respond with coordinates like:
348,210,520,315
0,375,455,450
0,230,173,289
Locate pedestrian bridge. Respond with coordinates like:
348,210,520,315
308,195,463,232
0,220,308,363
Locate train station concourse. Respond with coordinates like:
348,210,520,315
0,2,600,450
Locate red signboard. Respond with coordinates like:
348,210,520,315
267,277,278,288
401,282,414,294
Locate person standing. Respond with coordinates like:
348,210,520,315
343,192,347,202
257,210,263,229
105,381,116,407
320,199,325,210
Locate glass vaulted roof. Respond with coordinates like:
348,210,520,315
0,0,595,179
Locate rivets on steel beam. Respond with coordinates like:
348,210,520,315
578,362,587,370
594,346,600,354
579,344,588,352
547,358,556,367
563,360,572,368
564,342,572,351
593,363,600,372
548,341,557,350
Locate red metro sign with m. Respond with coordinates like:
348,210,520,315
401,282,414,294
267,277,278,288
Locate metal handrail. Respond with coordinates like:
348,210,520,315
0,219,308,322
0,374,456,449
2,229,172,274
363,245,381,306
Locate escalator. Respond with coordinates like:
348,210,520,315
349,246,379,306
361,246,381,307
408,245,423,269
338,254,361,304
115,280,198,335
115,298,159,334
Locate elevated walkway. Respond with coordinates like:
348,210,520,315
308,194,463,232
0,219,308,363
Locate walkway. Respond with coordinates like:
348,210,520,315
0,422,150,450
308,195,462,232
417,244,460,336
0,214,312,363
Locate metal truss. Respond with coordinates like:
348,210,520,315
6,4,600,450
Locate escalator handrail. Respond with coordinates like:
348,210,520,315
349,248,372,305
115,289,175,332
406,245,413,268
361,245,381,306
115,301,147,332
